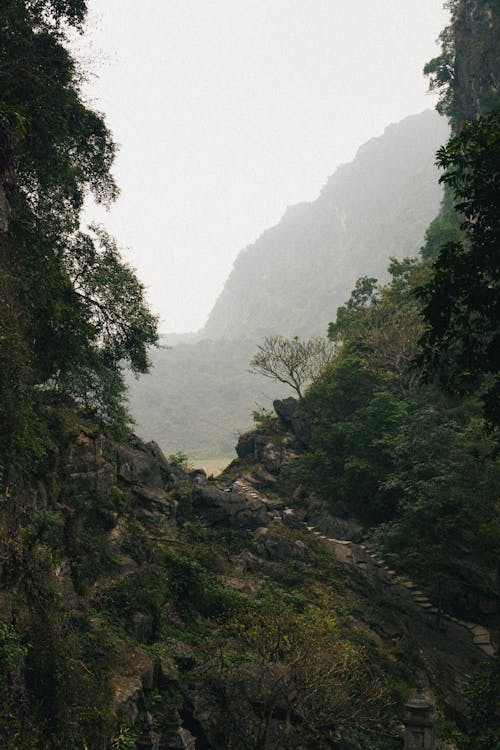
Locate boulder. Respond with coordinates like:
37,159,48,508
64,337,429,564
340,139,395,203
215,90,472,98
114,443,164,488
193,483,269,529
254,530,308,562
145,440,173,481
273,397,298,425
112,674,143,725
159,655,179,686
235,430,256,459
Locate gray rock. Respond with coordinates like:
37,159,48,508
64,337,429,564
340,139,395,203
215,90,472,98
159,655,179,686
115,443,164,488
232,550,262,573
273,397,298,425
255,530,308,562
193,483,269,529
169,641,196,670
112,674,143,725
235,430,256,459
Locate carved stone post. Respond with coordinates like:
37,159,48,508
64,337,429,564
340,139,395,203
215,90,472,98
403,686,436,749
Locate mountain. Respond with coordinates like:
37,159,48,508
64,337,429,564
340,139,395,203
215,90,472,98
203,109,449,340
127,110,449,463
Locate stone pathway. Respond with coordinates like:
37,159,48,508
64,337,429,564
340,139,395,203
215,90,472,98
229,475,497,660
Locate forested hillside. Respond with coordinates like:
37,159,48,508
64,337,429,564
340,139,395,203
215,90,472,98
128,111,448,462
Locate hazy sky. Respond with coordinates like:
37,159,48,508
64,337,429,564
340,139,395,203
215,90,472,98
80,1,449,333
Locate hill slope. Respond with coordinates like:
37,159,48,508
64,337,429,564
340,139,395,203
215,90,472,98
203,109,448,340
128,110,448,461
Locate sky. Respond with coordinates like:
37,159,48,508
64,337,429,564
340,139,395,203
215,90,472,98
79,0,449,333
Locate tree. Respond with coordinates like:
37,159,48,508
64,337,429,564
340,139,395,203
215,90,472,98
327,276,378,344
201,601,394,749
0,0,159,438
249,335,334,399
416,112,500,424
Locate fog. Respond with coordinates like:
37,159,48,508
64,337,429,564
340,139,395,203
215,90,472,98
81,0,449,332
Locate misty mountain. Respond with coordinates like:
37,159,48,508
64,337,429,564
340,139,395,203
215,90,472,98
203,109,448,340
128,110,449,462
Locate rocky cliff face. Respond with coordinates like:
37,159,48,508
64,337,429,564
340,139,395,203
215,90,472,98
3,402,496,748
453,0,500,122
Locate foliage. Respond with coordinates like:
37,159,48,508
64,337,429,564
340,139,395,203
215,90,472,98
327,275,379,343
374,399,500,595
167,451,193,472
0,0,158,467
458,661,500,750
416,112,500,424
424,0,500,126
249,335,335,398
289,359,399,522
200,600,396,749
286,248,500,592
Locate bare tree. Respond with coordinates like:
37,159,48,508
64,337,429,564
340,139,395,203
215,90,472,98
249,335,335,398
359,304,424,396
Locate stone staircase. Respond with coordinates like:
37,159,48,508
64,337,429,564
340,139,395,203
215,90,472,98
229,475,497,660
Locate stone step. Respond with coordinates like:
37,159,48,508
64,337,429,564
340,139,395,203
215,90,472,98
478,643,496,657
473,635,492,646
472,625,490,638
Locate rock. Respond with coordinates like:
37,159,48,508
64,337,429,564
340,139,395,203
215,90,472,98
260,441,286,473
290,414,312,445
169,640,196,670
232,550,262,573
188,468,207,480
115,443,165,488
132,485,173,513
159,655,179,686
145,440,173,481
273,397,298,425
193,483,269,529
63,433,116,494
127,612,154,643
249,467,277,490
235,430,256,459
112,674,143,724
254,530,308,562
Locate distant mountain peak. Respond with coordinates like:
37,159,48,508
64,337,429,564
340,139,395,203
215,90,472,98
202,109,449,341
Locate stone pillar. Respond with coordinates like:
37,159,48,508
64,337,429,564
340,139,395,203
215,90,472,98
403,686,436,749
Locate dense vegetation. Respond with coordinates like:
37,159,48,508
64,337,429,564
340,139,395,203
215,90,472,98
0,0,158,486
